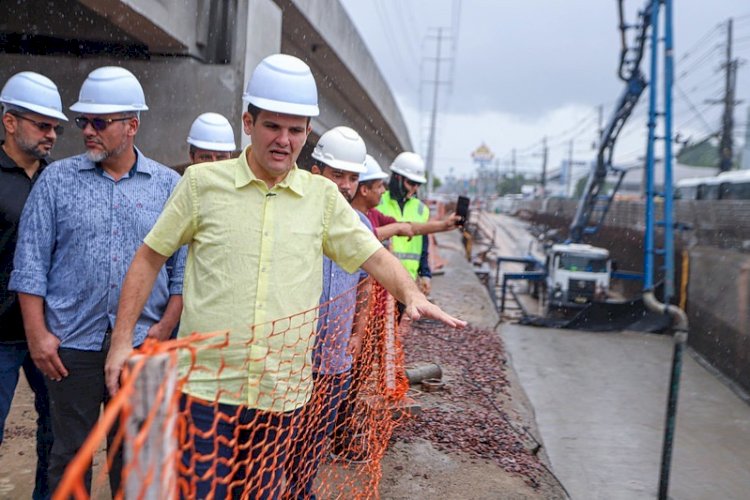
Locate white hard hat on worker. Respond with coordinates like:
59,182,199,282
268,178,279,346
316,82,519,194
311,126,367,201
311,126,367,174
1,72,68,121
360,154,389,182
390,152,427,185
353,154,390,209
1,71,67,161
187,112,236,164
69,66,147,163
242,54,319,187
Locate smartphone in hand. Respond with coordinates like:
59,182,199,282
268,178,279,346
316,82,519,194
456,195,470,226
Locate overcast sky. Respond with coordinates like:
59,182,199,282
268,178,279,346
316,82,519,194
340,1,750,180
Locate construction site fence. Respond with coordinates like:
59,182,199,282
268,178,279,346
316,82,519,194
53,279,410,500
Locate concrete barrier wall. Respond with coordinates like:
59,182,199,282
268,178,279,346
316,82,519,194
516,199,750,394
688,247,750,393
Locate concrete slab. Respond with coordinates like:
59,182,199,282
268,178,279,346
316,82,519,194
501,325,750,500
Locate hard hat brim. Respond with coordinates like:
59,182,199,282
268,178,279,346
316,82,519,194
0,98,68,121
314,156,367,174
70,102,149,114
390,165,426,184
186,138,237,152
244,95,319,117
359,171,389,182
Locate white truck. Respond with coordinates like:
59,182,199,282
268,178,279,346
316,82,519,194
545,243,611,309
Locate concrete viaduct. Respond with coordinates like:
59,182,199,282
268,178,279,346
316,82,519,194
0,0,412,168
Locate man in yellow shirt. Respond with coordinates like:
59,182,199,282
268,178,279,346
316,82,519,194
104,54,464,499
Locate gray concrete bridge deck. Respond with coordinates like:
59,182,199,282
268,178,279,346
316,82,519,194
1,0,411,167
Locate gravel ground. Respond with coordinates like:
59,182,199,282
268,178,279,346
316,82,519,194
378,229,568,500
393,320,548,489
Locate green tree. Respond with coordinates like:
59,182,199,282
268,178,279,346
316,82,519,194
496,174,525,195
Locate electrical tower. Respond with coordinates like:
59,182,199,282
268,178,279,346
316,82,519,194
423,27,454,199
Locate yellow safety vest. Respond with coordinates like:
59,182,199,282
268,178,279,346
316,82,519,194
378,191,430,279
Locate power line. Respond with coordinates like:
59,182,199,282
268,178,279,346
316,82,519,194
683,71,725,95
675,82,716,136
384,0,421,57
373,2,419,92
676,23,723,66
676,43,722,81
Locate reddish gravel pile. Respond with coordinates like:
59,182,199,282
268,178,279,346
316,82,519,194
392,320,548,488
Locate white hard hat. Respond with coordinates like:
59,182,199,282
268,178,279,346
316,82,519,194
0,72,68,121
311,126,367,173
187,112,236,152
243,54,319,117
359,154,389,182
390,152,427,184
70,66,148,114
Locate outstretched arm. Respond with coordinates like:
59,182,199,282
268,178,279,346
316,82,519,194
360,248,466,328
375,222,414,241
411,213,461,235
105,244,169,395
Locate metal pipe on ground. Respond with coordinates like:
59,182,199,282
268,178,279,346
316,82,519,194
405,364,443,386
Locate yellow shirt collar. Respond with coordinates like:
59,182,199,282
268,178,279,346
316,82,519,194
235,145,305,196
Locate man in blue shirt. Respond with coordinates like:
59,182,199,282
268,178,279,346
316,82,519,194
0,71,68,500
9,66,185,495
285,126,371,499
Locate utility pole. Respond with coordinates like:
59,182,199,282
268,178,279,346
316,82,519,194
511,148,516,176
541,137,548,197
567,139,574,197
424,27,452,199
718,18,738,172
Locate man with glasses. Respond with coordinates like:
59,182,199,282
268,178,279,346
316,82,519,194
9,66,186,495
0,71,67,500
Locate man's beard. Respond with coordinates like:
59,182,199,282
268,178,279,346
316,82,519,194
85,149,109,163
85,138,129,163
16,130,53,160
340,190,353,203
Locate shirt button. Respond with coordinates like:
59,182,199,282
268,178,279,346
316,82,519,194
264,232,269,237
110,284,116,289
113,256,118,262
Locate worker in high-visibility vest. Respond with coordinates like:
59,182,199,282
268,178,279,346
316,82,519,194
378,152,434,295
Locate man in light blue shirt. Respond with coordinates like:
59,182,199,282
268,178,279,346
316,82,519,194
9,67,185,495
285,126,372,500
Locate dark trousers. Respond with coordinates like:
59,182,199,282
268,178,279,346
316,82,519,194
0,341,53,500
45,346,122,495
285,372,352,500
179,394,299,500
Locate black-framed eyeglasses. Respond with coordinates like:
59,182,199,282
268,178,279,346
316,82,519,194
74,116,132,132
10,113,64,135
403,178,422,187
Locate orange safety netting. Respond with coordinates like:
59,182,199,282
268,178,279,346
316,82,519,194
53,279,410,500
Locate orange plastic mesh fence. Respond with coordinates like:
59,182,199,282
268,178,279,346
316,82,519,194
53,279,410,500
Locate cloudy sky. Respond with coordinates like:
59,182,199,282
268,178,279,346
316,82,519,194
340,1,750,181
